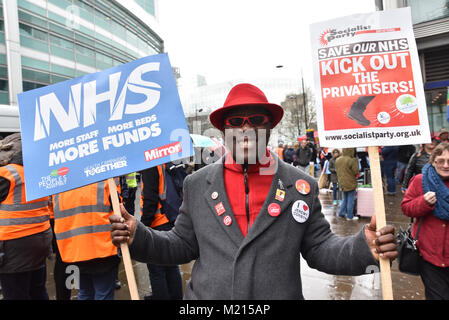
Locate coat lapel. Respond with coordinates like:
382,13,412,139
204,160,244,248
240,155,295,249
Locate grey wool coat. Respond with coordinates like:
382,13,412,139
129,153,378,299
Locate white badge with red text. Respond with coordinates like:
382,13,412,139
223,215,232,226
215,202,226,216
291,200,309,223
268,203,281,217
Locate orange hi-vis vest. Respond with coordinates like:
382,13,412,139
0,164,50,240
276,147,284,160
52,181,117,263
140,165,169,228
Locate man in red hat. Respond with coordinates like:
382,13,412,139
110,83,397,299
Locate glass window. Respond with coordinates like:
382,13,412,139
407,0,449,24
19,23,48,41
0,66,7,78
75,70,88,77
110,20,126,39
0,92,9,104
73,0,93,13
95,41,110,53
50,34,74,50
21,56,50,72
18,10,47,27
51,64,75,77
76,44,94,57
0,54,7,65
22,68,50,83
75,32,95,47
23,81,46,92
126,29,138,47
78,25,95,37
48,11,67,26
50,45,74,60
17,3,47,19
94,9,110,30
49,22,74,39
51,74,70,84
135,0,155,16
0,79,7,91
33,28,48,41
19,23,32,37
96,52,113,70
20,35,49,53
425,88,448,133
48,0,72,10
75,53,95,67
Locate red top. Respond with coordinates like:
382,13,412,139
223,151,274,237
401,174,449,268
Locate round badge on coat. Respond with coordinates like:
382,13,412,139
223,215,232,226
295,179,310,195
268,203,281,217
291,200,310,223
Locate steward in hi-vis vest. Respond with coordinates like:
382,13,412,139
52,180,120,300
140,165,169,228
0,133,52,300
0,164,51,240
139,164,183,300
121,172,138,216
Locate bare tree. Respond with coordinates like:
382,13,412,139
277,86,316,143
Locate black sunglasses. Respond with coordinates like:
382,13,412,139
224,114,270,128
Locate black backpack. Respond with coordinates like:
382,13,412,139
161,162,187,223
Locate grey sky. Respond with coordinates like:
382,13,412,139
157,0,376,86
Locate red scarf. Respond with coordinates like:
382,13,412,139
223,151,274,237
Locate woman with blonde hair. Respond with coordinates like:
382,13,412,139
401,142,449,299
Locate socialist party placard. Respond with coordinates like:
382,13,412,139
310,7,431,147
18,53,193,201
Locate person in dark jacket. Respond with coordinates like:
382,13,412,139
396,145,416,184
282,144,295,164
401,142,449,299
381,146,399,195
140,165,183,300
0,133,52,300
328,149,341,206
402,138,437,193
295,140,312,173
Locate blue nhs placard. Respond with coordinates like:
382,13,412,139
18,53,193,201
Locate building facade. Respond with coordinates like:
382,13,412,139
0,0,163,137
379,0,449,134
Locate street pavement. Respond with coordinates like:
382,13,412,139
39,183,424,300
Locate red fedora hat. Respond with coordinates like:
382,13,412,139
209,83,284,131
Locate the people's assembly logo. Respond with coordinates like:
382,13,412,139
39,167,69,190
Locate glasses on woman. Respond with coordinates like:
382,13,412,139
434,158,449,166
224,114,270,128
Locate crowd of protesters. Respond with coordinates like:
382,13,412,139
276,127,449,299
0,81,447,300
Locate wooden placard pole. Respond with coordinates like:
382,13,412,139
107,178,140,300
367,146,394,300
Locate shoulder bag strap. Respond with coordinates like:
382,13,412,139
414,217,423,240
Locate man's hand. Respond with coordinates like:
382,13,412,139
109,204,137,247
364,214,397,261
